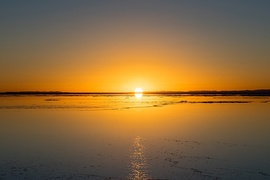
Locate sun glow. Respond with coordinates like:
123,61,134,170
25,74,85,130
134,88,143,93
134,88,143,98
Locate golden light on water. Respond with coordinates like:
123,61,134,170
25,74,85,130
134,88,143,98
128,136,149,180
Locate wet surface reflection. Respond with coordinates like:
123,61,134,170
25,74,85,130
0,95,269,179
128,136,149,180
134,93,143,99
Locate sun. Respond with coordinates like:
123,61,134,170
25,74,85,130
134,87,143,93
134,87,143,98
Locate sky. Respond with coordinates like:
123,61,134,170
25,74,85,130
0,1,270,92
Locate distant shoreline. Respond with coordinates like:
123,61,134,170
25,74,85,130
1,89,270,96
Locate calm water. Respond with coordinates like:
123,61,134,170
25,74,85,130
0,95,270,180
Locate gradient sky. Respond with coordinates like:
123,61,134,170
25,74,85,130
1,1,270,92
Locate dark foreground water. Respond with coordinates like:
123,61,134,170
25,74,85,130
0,95,270,179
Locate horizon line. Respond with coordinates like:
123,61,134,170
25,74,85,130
1,89,270,96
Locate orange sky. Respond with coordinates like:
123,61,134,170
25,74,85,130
0,1,270,92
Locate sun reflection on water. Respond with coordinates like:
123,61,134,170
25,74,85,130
134,93,143,99
128,136,149,180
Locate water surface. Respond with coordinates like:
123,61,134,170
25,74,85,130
0,95,269,179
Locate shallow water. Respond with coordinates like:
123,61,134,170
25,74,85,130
0,95,270,179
